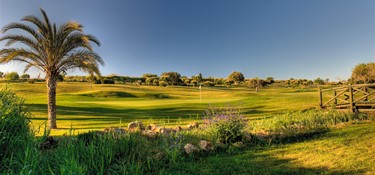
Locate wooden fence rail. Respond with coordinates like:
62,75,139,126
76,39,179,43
319,84,375,112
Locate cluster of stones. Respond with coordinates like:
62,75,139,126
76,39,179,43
101,121,201,139
183,140,214,154
183,131,252,155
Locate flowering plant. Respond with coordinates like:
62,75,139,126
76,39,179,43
203,103,247,144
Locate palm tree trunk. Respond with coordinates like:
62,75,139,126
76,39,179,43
46,76,57,129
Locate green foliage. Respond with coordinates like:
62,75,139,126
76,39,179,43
266,77,275,84
160,72,182,85
247,78,266,88
20,74,30,80
192,73,203,83
103,79,115,84
0,88,35,173
28,79,35,84
204,104,247,144
351,62,375,84
228,71,244,85
142,73,158,78
203,81,214,87
5,72,19,80
159,81,168,87
0,71,3,78
314,77,325,85
252,110,370,143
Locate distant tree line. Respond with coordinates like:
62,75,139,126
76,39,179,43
1,62,373,86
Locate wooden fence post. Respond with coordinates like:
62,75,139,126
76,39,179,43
333,89,337,107
319,88,323,108
349,84,354,112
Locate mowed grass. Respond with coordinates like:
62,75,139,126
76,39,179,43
2,82,318,135
163,122,375,175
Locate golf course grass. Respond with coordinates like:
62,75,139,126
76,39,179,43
3,82,318,136
1,82,374,174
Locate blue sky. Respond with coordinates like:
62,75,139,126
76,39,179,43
0,0,374,80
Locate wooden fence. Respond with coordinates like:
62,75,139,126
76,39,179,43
319,84,375,112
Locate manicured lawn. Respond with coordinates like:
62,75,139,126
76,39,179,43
162,122,375,175
2,82,318,135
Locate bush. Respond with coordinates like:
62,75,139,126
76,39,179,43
203,81,214,87
5,72,19,80
0,88,35,173
103,79,115,84
159,81,167,87
204,104,247,144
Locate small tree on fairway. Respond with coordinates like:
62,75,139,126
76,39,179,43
247,78,266,92
0,9,104,129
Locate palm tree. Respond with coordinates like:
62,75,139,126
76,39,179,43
0,9,104,129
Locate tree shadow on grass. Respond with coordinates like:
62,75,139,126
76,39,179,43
162,146,365,175
27,103,271,120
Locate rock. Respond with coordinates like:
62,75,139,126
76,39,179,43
187,122,199,129
40,136,59,150
184,143,198,154
104,127,126,134
243,132,252,142
199,140,213,151
128,121,144,132
159,127,174,134
174,126,182,132
143,130,157,139
232,141,244,148
152,152,165,160
145,124,158,131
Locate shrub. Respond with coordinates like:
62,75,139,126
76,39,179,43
5,72,19,80
203,81,214,87
28,79,35,84
0,88,35,173
159,81,167,87
103,79,115,84
204,104,247,144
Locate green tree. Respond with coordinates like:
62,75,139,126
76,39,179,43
160,72,181,85
351,62,375,84
0,71,3,78
191,73,203,85
20,74,30,80
0,9,104,129
228,71,244,85
5,72,19,80
314,78,325,85
247,78,266,92
266,77,275,85
142,73,158,78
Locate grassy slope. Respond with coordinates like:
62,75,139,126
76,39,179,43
2,82,317,135
164,122,375,175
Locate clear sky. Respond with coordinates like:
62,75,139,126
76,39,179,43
0,0,374,80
